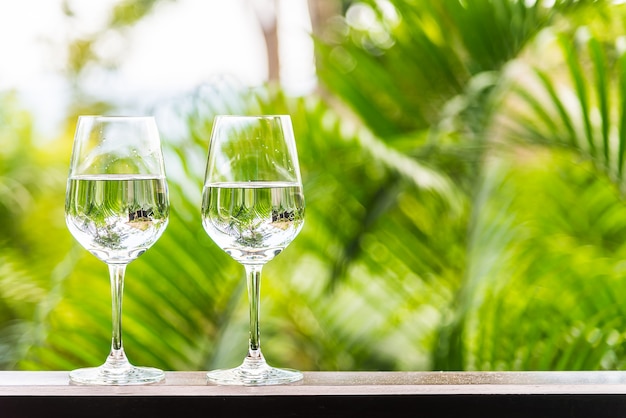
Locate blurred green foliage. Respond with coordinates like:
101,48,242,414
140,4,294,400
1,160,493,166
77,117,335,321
3,0,626,373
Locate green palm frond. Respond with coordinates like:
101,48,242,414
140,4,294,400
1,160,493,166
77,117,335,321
500,19,626,186
439,5,626,371
11,0,626,375
459,153,626,371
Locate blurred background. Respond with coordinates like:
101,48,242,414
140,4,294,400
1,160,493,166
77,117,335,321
2,0,626,372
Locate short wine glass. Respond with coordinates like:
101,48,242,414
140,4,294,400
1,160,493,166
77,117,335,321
65,115,169,385
201,115,305,385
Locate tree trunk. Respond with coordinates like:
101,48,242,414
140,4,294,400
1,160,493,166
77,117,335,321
253,0,280,83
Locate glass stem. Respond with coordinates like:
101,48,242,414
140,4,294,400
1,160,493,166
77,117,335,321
245,264,263,360
109,263,127,359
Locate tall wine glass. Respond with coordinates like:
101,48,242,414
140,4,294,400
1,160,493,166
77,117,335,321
65,116,169,385
201,115,305,385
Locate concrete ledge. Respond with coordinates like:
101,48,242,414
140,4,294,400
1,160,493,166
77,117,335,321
2,371,626,417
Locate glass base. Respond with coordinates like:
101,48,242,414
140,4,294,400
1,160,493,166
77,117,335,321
69,364,165,385
207,357,303,386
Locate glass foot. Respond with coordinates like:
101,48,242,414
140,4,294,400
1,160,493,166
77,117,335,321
207,357,303,386
69,364,165,385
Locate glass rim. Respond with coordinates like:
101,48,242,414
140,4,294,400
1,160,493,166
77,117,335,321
213,114,291,119
77,115,156,121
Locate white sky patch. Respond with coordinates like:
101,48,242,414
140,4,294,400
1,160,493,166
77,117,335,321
278,0,317,96
0,0,315,136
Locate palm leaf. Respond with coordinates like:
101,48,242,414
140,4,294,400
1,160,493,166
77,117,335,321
618,45,626,178
460,155,626,370
11,0,626,375
502,19,626,186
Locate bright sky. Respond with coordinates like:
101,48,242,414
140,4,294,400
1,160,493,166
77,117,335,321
0,0,315,135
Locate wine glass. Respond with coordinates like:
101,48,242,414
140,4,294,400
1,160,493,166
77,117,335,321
65,116,169,385
201,115,305,385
